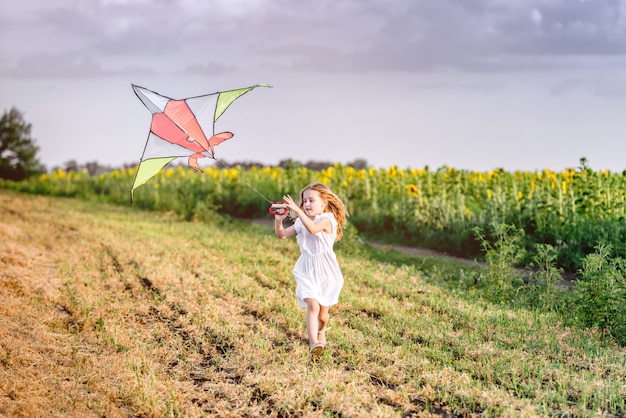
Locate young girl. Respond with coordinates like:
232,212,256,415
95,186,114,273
273,182,348,359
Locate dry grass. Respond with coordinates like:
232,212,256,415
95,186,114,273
1,190,625,417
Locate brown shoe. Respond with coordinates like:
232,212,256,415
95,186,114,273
309,342,324,359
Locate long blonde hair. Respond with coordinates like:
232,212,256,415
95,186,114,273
298,182,348,241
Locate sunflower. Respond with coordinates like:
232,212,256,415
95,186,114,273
407,184,420,197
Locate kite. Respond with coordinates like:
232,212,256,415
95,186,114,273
130,83,270,202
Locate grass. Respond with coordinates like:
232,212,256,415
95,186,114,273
1,189,625,417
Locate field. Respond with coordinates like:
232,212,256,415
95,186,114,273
6,159,626,274
1,189,625,417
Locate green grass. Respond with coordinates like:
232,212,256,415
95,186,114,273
1,189,625,417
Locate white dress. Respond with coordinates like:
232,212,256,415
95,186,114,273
292,212,344,308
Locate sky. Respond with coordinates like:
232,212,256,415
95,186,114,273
2,0,626,172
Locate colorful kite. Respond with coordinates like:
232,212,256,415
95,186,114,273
130,83,270,201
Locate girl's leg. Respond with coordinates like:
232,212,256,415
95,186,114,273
304,298,321,345
318,305,329,343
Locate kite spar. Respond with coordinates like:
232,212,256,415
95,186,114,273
130,83,270,202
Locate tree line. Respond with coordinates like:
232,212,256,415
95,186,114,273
0,107,370,180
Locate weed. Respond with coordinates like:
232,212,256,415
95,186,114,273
474,223,525,302
519,243,566,312
573,243,626,345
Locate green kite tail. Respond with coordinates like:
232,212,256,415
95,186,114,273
215,83,271,121
130,157,176,203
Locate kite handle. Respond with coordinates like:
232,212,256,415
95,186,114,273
269,201,288,216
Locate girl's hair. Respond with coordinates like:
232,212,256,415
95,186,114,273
298,182,348,241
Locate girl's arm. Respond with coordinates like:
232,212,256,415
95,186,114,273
275,215,296,239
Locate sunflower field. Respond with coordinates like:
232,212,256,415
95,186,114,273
4,158,626,272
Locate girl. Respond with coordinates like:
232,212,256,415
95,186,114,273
273,183,348,359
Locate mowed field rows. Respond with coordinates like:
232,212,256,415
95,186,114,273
1,190,625,417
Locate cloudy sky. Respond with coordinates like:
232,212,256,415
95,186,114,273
2,0,626,172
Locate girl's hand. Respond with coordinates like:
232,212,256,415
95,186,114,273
271,203,288,220
273,209,288,221
282,195,299,211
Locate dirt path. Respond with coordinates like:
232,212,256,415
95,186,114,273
247,217,575,288
365,241,484,266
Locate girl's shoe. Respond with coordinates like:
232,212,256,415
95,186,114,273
309,342,324,359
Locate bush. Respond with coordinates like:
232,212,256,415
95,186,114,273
573,243,626,345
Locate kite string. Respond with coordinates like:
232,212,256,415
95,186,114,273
213,158,273,204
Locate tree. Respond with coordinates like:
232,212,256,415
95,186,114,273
0,107,43,180
348,158,369,170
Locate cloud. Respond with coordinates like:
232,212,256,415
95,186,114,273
243,0,626,73
3,0,626,80
552,72,626,97
181,62,238,76
0,52,155,79
1,53,108,79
